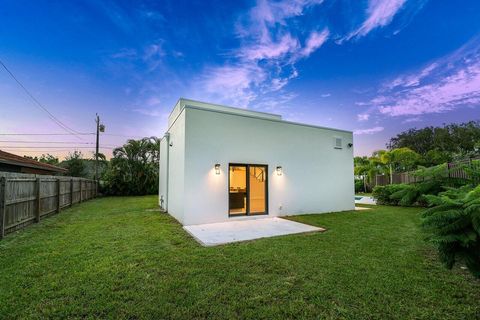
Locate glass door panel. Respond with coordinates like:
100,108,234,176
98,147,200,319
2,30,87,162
249,166,267,214
229,165,247,215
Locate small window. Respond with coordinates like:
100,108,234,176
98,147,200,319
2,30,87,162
334,137,342,149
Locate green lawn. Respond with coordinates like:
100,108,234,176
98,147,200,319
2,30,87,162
0,196,478,319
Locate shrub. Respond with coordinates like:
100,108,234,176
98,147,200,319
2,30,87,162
355,179,365,193
389,180,445,206
421,185,480,278
372,184,407,205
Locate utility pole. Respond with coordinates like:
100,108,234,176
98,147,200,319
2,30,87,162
94,114,105,184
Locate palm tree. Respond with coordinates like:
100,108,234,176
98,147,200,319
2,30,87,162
106,137,160,195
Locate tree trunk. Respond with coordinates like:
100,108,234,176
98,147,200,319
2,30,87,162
390,164,393,184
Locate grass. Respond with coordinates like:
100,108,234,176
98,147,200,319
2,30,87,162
0,196,479,319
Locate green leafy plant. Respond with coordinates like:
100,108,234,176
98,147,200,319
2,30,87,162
372,184,406,205
389,180,445,207
102,137,160,196
421,185,480,278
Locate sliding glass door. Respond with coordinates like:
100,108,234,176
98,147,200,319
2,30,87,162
229,164,268,216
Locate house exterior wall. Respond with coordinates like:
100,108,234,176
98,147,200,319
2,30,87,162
181,106,354,226
159,138,168,208
159,110,186,224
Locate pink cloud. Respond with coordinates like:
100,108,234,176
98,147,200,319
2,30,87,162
200,0,328,107
354,126,384,135
239,34,300,61
345,0,407,40
301,28,329,57
199,64,266,107
379,60,480,116
357,113,370,121
362,39,480,118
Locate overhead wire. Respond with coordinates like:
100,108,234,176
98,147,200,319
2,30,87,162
0,58,86,139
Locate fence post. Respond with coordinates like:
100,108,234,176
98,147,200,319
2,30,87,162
57,178,61,213
0,177,6,239
70,179,74,207
35,178,41,223
79,180,83,203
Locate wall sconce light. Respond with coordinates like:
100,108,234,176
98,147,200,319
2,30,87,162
347,143,353,148
276,166,283,176
215,163,221,175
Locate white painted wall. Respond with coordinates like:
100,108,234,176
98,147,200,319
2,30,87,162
180,104,354,225
159,137,168,209
159,110,186,223
159,99,354,226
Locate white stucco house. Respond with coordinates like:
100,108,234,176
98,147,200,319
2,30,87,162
159,98,354,226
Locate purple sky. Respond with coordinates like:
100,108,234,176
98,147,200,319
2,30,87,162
1,0,479,159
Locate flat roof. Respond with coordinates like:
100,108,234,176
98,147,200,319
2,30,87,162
167,98,352,134
170,98,282,122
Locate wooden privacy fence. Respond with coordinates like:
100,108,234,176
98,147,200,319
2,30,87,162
374,157,480,187
0,173,97,238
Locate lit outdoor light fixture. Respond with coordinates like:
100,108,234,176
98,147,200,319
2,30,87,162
276,166,283,176
215,163,221,175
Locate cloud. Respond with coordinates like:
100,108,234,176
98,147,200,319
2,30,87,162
344,0,407,40
199,64,266,106
301,28,330,57
238,0,324,42
358,37,480,118
111,48,138,59
386,62,438,89
354,126,384,135
132,108,167,117
357,113,370,121
321,93,331,98
239,34,300,61
402,117,422,123
199,0,328,108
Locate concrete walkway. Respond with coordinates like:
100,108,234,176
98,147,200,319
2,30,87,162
184,217,325,246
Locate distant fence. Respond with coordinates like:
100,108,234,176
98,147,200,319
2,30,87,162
0,172,97,238
374,157,480,187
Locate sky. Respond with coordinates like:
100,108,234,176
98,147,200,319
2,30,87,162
1,0,479,159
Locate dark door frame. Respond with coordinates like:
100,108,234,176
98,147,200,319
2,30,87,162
228,163,269,217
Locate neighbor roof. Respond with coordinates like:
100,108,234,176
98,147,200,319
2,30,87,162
0,150,67,173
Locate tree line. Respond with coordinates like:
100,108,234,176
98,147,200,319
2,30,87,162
355,121,480,192
24,137,160,196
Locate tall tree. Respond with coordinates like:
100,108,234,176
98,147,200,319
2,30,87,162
388,121,480,156
38,154,59,165
63,151,86,177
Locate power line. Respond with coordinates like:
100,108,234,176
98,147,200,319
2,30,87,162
8,150,86,153
0,133,145,139
0,133,95,136
102,133,145,138
0,140,96,144
0,58,86,138
0,146,115,149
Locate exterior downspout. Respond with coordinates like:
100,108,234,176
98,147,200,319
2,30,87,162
164,133,170,212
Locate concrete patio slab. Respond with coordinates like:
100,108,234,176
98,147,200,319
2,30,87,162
355,206,372,211
184,217,324,246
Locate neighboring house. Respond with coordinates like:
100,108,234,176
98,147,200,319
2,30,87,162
0,150,67,175
159,98,354,226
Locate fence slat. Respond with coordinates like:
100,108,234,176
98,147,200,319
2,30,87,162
56,179,61,214
0,177,6,239
36,178,41,223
